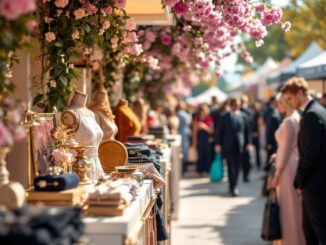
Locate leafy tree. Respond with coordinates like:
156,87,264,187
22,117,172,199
241,24,289,66
284,0,326,57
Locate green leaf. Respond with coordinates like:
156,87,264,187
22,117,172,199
59,75,68,85
32,94,43,106
54,42,62,47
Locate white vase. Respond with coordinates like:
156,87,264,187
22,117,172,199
0,147,26,210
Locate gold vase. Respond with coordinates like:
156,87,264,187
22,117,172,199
0,147,25,210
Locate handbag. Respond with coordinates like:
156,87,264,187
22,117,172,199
261,189,282,241
187,146,198,162
210,153,224,182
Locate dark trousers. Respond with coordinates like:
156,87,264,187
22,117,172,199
225,153,240,191
241,151,251,181
252,137,261,168
302,191,326,245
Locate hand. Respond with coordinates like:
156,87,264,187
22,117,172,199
215,145,221,153
271,154,277,162
198,122,207,129
296,188,303,195
270,175,280,189
245,144,251,151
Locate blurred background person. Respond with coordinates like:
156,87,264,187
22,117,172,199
167,107,180,134
215,97,250,196
240,95,254,182
192,104,213,177
250,101,263,170
176,101,191,175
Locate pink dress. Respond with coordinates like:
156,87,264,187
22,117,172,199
273,112,305,245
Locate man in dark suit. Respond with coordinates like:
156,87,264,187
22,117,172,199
215,97,250,197
282,77,326,245
265,96,282,163
240,95,254,182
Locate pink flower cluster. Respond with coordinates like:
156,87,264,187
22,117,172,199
52,149,76,163
0,97,26,147
0,0,36,20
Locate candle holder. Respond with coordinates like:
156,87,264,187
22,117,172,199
64,144,93,184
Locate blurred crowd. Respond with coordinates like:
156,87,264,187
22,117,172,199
119,78,326,245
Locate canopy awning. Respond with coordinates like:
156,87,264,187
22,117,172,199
267,42,323,85
298,51,326,80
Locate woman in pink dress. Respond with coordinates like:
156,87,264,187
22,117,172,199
270,94,305,245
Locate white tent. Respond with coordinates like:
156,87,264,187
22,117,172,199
267,42,323,84
187,87,228,104
298,51,326,80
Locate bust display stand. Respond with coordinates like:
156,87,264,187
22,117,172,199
89,88,118,142
61,90,105,181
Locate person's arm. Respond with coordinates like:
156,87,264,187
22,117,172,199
266,115,279,150
271,120,295,188
294,112,324,190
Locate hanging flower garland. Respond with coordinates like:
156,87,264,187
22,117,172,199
0,0,37,147
0,0,37,96
122,0,289,102
34,0,139,112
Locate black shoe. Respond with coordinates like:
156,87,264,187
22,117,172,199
244,177,250,183
230,188,239,197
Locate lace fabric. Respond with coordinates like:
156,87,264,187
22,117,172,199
72,108,105,180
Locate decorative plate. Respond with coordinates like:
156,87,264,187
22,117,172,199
98,140,128,172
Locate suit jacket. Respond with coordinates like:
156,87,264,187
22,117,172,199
265,108,282,153
215,111,249,154
294,100,326,192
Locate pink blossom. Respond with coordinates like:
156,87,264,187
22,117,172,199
102,20,110,30
45,32,56,42
0,122,13,147
55,0,69,8
143,41,151,51
6,109,21,124
85,2,98,15
111,35,119,44
73,8,86,20
26,20,38,31
160,33,172,46
173,2,188,15
115,0,127,9
145,31,156,42
255,39,264,47
194,37,203,45
281,21,291,32
0,0,36,20
255,3,266,13
215,70,222,78
14,126,26,142
3,97,14,107
125,18,136,31
101,6,112,16
126,32,138,42
72,30,79,40
162,0,179,7
130,44,143,56
183,25,192,32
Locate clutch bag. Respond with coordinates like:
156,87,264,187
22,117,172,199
34,173,79,192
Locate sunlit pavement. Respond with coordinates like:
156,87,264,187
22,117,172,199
171,165,267,245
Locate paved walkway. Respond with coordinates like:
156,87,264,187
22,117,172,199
171,166,268,245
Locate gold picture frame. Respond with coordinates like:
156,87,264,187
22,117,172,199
30,113,56,177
